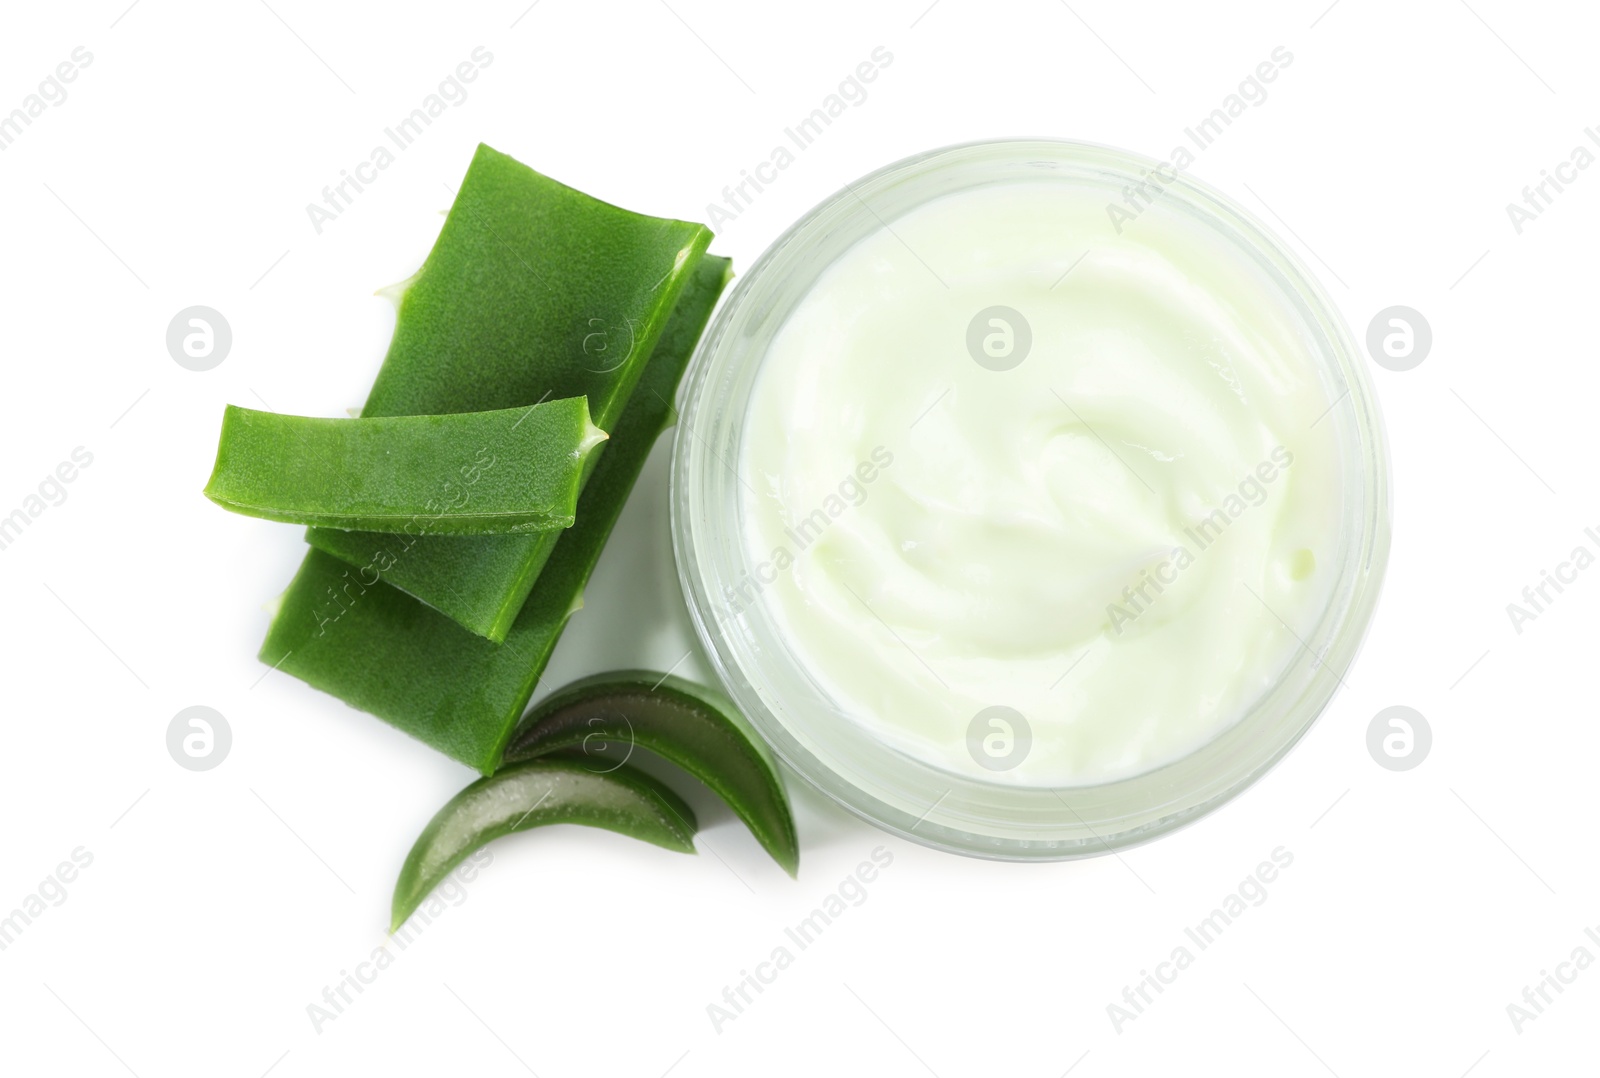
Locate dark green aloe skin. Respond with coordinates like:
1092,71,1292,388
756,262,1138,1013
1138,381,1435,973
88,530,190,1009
506,671,799,876
259,256,732,773
204,399,602,534
307,143,712,641
390,757,697,932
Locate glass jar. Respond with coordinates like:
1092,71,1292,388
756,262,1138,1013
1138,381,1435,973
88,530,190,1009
671,138,1391,859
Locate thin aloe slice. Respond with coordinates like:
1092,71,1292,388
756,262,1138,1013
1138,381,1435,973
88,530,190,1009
307,143,712,641
505,671,798,876
390,757,696,932
204,400,604,534
260,255,732,772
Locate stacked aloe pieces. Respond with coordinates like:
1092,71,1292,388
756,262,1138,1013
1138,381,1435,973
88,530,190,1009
206,145,797,925
229,142,725,771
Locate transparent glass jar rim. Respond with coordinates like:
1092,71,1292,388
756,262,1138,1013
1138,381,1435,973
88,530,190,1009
670,137,1392,861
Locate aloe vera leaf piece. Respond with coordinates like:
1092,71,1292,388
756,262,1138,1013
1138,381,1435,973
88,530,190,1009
307,143,711,642
204,400,604,534
260,256,732,772
505,671,798,876
390,757,696,932
307,505,560,644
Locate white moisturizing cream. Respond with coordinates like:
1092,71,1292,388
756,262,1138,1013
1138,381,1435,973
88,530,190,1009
738,178,1345,787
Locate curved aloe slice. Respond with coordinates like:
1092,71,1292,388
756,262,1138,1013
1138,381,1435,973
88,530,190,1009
391,757,696,932
505,671,798,876
204,400,604,533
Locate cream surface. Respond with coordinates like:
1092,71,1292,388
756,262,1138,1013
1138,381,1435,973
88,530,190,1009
740,179,1344,786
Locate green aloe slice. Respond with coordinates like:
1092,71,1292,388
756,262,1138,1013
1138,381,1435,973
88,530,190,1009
204,400,604,534
260,255,732,772
390,757,696,932
505,671,798,876
306,143,711,642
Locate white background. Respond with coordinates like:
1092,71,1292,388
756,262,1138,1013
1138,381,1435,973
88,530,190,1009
1,1,1595,1074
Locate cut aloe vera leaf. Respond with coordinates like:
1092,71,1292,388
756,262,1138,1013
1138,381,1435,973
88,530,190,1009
308,513,559,645
260,256,732,772
505,671,798,876
390,757,696,932
204,400,604,534
307,142,712,642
